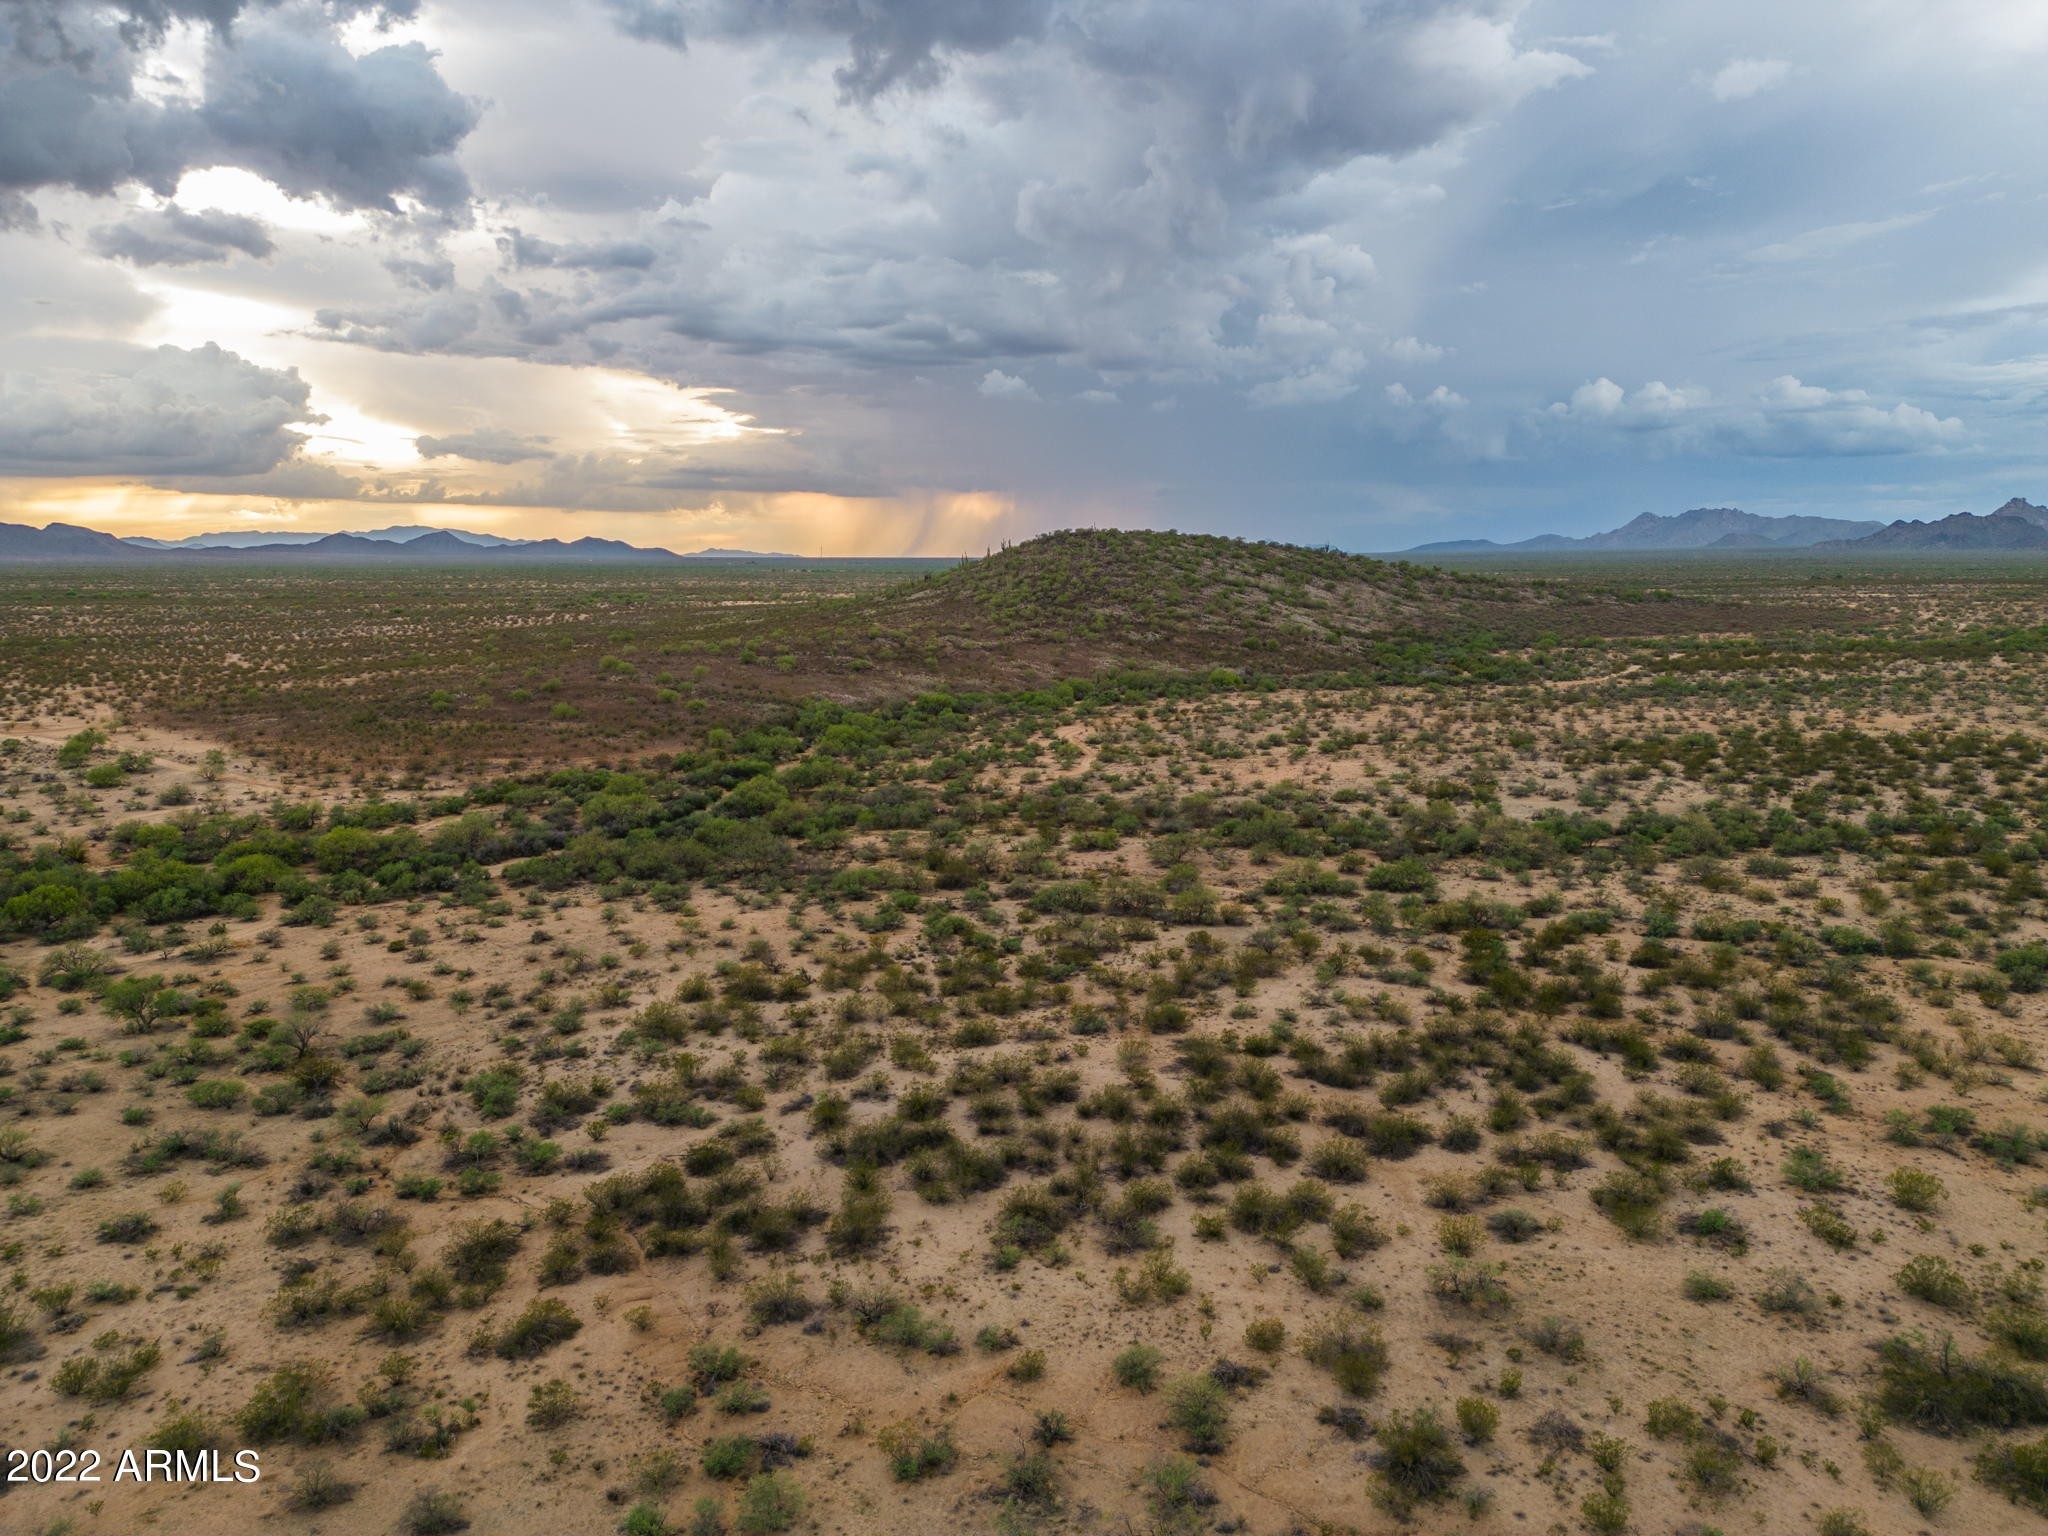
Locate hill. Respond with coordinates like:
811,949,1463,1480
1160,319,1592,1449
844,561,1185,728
0,519,150,561
1407,505,1883,552
860,529,1503,666
820,528,1792,693
122,524,527,549
0,522,688,564
1812,497,2048,550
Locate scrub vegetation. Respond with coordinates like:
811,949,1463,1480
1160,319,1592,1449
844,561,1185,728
2,532,2048,1534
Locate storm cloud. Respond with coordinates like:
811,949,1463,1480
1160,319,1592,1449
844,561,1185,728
0,0,477,220
3,0,2047,546
0,341,317,476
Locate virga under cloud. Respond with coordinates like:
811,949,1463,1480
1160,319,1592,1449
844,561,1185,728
0,0,2043,550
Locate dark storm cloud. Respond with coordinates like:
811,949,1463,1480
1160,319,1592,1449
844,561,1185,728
0,341,317,475
196,19,477,213
414,427,556,463
0,1,478,214
314,0,1590,420
90,203,274,264
6,0,2039,546
499,227,659,271
599,0,1054,98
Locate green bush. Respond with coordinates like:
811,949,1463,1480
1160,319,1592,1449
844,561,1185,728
1896,1255,1973,1312
1455,1396,1499,1444
1887,1167,1946,1212
1877,1333,2048,1435
1978,1431,2048,1512
1373,1408,1464,1510
1166,1374,1231,1453
495,1298,582,1359
735,1471,805,1533
1301,1321,1391,1397
1684,1270,1733,1302
1112,1343,1164,1392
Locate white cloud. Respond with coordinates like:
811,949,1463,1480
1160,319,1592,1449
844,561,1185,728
1709,57,1792,101
0,342,320,477
1544,373,1963,457
1550,376,1710,421
1386,382,1466,409
1745,210,1935,264
978,369,1039,401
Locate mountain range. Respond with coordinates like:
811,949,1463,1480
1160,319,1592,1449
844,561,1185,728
1807,498,2048,550
1407,498,2048,554
122,523,527,549
0,522,801,563
1407,506,1885,552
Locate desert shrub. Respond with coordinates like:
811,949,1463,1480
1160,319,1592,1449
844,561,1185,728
1031,1409,1073,1447
236,1363,342,1444
1007,1348,1047,1383
1004,1446,1060,1509
1877,1333,2048,1435
1896,1255,1973,1312
1978,1431,2048,1512
401,1491,470,1534
1526,1316,1588,1363
1328,1204,1388,1258
1992,1305,2048,1361
1901,1464,1956,1518
287,1463,356,1512
1887,1167,1946,1212
444,1218,521,1288
1772,1357,1842,1415
1782,1145,1844,1192
745,1273,813,1327
526,1377,585,1429
735,1471,805,1533
1757,1268,1824,1324
96,1211,159,1244
1112,1343,1164,1391
1301,1320,1391,1397
1685,1438,1743,1496
1487,1207,1543,1243
1645,1397,1700,1440
1800,1204,1858,1250
1244,1317,1286,1354
1590,1167,1666,1240
51,1336,161,1402
1581,1489,1630,1534
1428,1258,1510,1312
702,1436,757,1479
1437,1215,1483,1256
495,1298,582,1359
1455,1396,1499,1444
879,1421,957,1481
1684,1270,1734,1302
1373,1407,1464,1511
1166,1374,1231,1452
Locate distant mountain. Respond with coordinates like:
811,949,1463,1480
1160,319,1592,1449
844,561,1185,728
122,524,527,550
1811,499,2048,551
186,531,689,563
1991,497,2048,527
0,520,148,561
681,547,802,559
0,522,691,565
1406,506,1885,553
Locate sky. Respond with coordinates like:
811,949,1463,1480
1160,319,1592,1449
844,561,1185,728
1,0,2044,554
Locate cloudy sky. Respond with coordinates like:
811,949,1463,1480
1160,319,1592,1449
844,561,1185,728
2,0,2044,553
